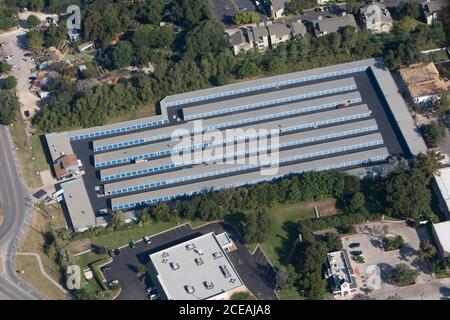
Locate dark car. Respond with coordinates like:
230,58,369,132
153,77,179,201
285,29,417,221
113,248,121,256
349,242,360,248
129,242,136,249
108,249,116,257
101,266,112,273
350,250,363,256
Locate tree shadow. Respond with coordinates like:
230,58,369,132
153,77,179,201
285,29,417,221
378,262,394,284
274,221,301,265
126,263,138,274
370,238,382,249
398,244,417,262
224,212,247,231
440,286,450,299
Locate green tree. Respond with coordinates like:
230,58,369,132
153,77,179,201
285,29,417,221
152,202,171,222
0,90,19,124
0,62,12,74
105,41,134,69
325,233,343,252
139,207,151,225
421,121,446,146
385,168,432,221
383,235,404,251
304,272,326,300
276,264,297,290
345,192,366,214
26,15,40,29
111,211,125,229
137,263,147,277
236,61,260,79
230,291,255,300
233,12,260,25
391,263,419,286
27,31,44,50
1,76,17,90
413,150,444,180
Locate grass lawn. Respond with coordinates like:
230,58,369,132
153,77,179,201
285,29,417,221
278,287,304,300
16,202,69,300
16,255,68,300
257,199,337,300
8,118,49,188
260,199,337,266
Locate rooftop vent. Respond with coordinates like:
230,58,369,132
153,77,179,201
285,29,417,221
219,265,231,278
184,285,195,294
170,262,180,270
204,281,214,290
185,244,195,251
212,252,223,260
161,252,169,258
195,249,204,256
194,257,204,266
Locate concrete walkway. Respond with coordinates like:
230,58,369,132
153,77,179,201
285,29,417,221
17,252,69,295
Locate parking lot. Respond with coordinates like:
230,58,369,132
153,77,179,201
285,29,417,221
100,222,278,300
341,221,447,299
208,0,267,25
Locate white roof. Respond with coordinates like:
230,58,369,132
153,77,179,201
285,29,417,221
149,232,243,300
432,221,450,254
434,167,450,213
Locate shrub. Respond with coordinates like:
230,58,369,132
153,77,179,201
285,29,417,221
383,235,404,251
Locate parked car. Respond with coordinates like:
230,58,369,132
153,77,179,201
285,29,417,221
143,236,151,244
350,250,363,256
4,54,13,61
113,248,121,256
101,266,111,273
129,241,136,249
108,280,119,287
108,249,116,257
149,292,160,300
349,242,360,248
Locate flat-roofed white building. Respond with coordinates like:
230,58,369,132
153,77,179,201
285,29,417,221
433,166,450,219
147,232,246,300
431,221,450,261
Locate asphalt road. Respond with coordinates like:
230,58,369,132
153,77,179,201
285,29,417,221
0,126,44,300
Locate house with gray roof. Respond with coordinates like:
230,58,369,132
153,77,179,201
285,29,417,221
288,20,308,38
270,0,291,19
250,25,270,51
229,30,253,55
421,0,448,24
312,12,358,37
267,23,291,48
359,3,393,33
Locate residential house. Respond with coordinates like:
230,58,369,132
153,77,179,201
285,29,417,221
359,3,393,33
250,25,270,51
53,154,83,180
312,12,358,37
270,0,291,19
399,62,448,106
421,0,448,25
267,23,291,48
287,20,308,38
229,30,253,56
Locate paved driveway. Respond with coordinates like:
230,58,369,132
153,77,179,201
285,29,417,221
102,222,278,300
0,28,39,119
